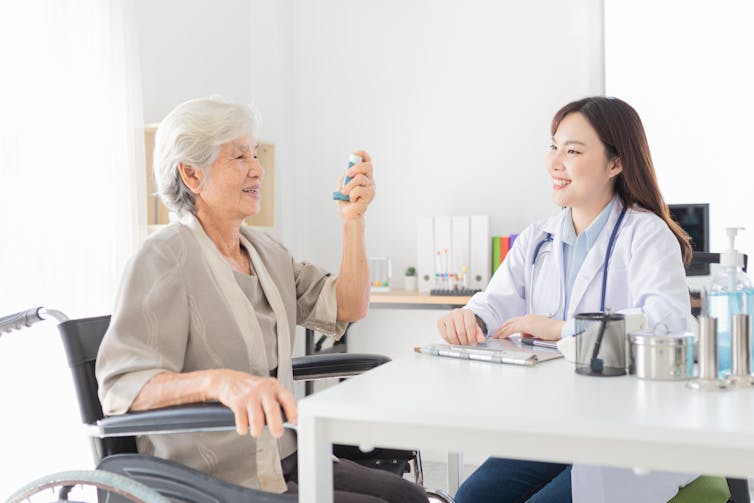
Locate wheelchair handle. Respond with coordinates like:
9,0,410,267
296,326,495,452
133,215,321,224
0,307,44,334
0,307,69,334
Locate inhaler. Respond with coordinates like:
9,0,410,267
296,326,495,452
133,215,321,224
333,153,362,201
708,227,754,376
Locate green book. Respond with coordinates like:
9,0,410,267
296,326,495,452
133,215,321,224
492,236,501,273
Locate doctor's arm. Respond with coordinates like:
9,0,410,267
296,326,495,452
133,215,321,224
439,230,531,345
627,221,690,332
492,315,564,341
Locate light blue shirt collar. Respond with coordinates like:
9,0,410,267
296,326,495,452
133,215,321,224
562,197,616,316
562,197,615,248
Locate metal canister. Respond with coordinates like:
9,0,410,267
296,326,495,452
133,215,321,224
629,328,694,380
726,313,753,387
688,315,727,390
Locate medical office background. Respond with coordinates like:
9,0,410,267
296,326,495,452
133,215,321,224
0,0,752,495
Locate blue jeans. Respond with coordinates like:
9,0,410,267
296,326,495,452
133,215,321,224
455,457,572,503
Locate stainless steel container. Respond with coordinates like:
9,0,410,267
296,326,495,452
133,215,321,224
629,329,694,380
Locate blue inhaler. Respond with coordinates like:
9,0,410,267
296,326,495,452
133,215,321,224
333,153,362,201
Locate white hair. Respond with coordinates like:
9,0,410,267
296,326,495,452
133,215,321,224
153,96,260,216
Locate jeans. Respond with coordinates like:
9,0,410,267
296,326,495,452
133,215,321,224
455,457,572,503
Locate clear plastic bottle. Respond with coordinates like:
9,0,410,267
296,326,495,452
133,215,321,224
708,227,753,376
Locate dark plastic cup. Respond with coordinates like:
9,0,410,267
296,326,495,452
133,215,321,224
574,312,626,377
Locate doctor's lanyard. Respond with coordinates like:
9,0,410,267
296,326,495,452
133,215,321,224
531,204,628,314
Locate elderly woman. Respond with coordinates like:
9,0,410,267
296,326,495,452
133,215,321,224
96,97,427,502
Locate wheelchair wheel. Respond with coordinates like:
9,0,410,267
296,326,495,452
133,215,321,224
426,488,455,502
6,469,170,503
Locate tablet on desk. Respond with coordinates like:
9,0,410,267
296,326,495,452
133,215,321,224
415,336,562,366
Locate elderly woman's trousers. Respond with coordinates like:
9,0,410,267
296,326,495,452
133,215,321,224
281,452,427,503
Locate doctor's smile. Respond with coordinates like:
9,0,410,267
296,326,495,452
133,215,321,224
551,177,571,189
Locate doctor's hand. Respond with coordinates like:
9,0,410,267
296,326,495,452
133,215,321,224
438,308,486,346
491,314,564,341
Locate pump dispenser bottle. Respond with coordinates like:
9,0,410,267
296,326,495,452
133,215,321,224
708,227,753,375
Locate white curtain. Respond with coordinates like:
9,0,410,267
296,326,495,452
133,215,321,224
0,0,145,495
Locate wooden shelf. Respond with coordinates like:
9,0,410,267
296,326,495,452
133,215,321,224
369,288,471,309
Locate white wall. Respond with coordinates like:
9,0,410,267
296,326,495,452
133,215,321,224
288,0,604,358
136,0,254,124
133,0,603,362
605,0,754,258
134,0,294,243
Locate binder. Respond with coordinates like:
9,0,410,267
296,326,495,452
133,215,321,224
492,236,501,273
414,337,562,366
416,217,435,292
492,235,512,273
499,236,511,266
469,215,490,290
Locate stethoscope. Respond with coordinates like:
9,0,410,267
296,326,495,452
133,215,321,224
529,204,628,317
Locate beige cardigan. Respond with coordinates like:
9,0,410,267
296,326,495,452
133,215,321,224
96,221,346,491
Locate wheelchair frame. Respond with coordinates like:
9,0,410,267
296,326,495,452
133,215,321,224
1,307,453,502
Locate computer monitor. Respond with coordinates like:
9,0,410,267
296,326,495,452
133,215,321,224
668,203,709,276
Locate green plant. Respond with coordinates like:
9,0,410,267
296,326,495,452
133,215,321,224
405,266,416,276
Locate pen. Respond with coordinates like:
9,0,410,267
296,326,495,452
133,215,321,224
520,338,558,350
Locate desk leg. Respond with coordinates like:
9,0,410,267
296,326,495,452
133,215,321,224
298,413,333,502
448,452,464,495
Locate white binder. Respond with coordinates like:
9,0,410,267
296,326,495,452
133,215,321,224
469,215,490,290
416,217,435,292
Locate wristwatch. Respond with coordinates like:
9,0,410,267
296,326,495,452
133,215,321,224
474,314,488,336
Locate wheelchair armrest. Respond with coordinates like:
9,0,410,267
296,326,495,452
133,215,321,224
93,354,390,437
95,402,237,437
291,353,390,381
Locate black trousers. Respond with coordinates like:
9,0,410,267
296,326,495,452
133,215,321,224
281,453,427,503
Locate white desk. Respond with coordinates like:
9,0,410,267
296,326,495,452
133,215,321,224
298,353,754,502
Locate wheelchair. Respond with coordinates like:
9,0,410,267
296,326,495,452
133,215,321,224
1,307,454,502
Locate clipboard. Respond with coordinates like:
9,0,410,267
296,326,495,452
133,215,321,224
415,336,563,366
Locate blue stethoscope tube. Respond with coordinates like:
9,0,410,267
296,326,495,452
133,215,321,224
531,204,628,315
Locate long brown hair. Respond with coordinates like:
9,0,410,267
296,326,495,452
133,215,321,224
551,96,692,265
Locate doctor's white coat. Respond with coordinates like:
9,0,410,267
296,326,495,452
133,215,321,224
466,199,696,503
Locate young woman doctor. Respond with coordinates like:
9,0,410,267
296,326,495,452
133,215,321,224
438,97,697,503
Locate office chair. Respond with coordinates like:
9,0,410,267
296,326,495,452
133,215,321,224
1,307,453,502
689,251,748,274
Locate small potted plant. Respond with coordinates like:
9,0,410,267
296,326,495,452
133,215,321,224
404,266,417,291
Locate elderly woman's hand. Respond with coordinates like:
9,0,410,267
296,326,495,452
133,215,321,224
212,369,297,439
337,150,375,220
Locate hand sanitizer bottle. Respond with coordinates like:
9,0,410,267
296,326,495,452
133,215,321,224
708,227,752,376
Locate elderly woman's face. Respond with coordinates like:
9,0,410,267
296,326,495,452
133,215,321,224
199,134,263,221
